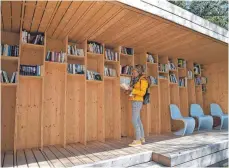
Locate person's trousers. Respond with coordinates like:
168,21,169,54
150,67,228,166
132,101,144,140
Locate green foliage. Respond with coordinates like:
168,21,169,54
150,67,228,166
168,1,228,30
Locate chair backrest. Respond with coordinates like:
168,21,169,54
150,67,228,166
169,104,183,120
190,104,204,117
210,103,224,116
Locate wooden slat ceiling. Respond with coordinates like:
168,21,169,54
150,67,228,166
1,1,228,64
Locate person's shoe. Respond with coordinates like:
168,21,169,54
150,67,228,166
140,138,145,143
128,140,142,147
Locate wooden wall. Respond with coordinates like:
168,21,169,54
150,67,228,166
203,61,228,114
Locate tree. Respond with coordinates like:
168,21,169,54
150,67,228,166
168,1,228,30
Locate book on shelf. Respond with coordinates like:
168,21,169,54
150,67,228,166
194,63,201,75
195,76,201,85
86,70,102,81
147,53,155,63
187,70,193,79
168,59,176,70
104,66,117,77
87,41,103,54
121,46,133,55
1,44,19,57
148,76,157,85
22,30,44,45
178,59,186,68
46,51,65,63
20,65,41,76
120,76,131,90
169,73,177,83
158,63,169,72
68,44,84,56
179,77,187,87
120,65,133,75
1,70,17,83
68,64,85,74
105,48,118,61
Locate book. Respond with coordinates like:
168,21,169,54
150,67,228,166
105,48,118,61
187,70,193,79
178,59,186,68
120,65,133,75
68,64,85,74
158,63,169,72
87,41,103,54
169,73,177,83
168,59,176,70
1,44,19,56
86,70,102,81
148,76,157,85
104,66,117,77
22,30,44,45
147,53,155,63
20,65,41,76
120,76,131,90
46,51,65,63
68,44,84,56
179,77,187,87
121,46,133,55
0,70,17,83
194,63,201,75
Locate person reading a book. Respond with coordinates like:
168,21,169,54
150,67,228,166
125,64,148,147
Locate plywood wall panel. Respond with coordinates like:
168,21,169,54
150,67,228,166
203,61,228,114
179,89,189,117
66,76,85,143
17,78,42,149
1,86,16,151
43,63,66,146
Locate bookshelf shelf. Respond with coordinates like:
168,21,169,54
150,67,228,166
150,84,158,87
1,56,19,62
159,78,168,81
147,62,157,66
169,69,177,72
68,55,84,60
159,71,168,74
1,83,17,87
86,79,103,84
179,86,187,89
45,61,67,65
19,75,43,80
120,53,133,58
104,76,117,80
170,82,178,85
178,67,185,70
21,43,44,50
87,52,103,58
67,73,85,77
120,74,132,77
104,60,119,65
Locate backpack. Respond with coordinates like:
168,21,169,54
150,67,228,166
140,76,151,105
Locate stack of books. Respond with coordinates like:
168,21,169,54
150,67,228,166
179,77,187,87
194,63,201,75
187,70,193,79
86,70,102,81
105,48,118,61
22,30,44,45
68,64,85,74
20,65,41,76
1,44,19,56
1,70,17,83
104,66,117,77
168,59,176,70
158,63,169,72
148,76,157,85
121,47,133,55
87,41,103,54
169,74,177,83
68,45,84,56
195,76,201,85
46,51,65,63
178,59,186,68
147,53,155,63
120,65,133,75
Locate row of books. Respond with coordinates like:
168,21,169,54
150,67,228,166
20,65,41,76
187,70,193,79
178,59,186,68
67,45,84,56
120,65,133,75
46,51,65,63
194,63,201,75
22,30,44,45
105,49,118,61
147,53,155,63
121,47,133,55
1,70,17,83
168,59,176,70
87,42,103,54
104,66,117,77
169,74,177,83
179,77,187,87
195,76,207,85
1,44,19,56
148,76,157,85
86,70,102,81
68,64,85,74
158,63,169,72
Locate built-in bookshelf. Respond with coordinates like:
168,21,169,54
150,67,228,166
1,30,207,154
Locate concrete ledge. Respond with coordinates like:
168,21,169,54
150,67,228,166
73,151,153,167
152,140,228,166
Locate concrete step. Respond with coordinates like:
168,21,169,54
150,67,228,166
129,161,164,167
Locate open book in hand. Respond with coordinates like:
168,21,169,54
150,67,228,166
120,83,129,90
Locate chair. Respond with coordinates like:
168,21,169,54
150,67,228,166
210,103,228,130
190,104,213,131
169,104,195,136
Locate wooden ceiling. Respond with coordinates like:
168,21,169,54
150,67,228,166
1,1,228,64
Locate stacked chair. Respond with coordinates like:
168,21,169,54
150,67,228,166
169,103,228,136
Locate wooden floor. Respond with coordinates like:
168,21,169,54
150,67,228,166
1,130,228,167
